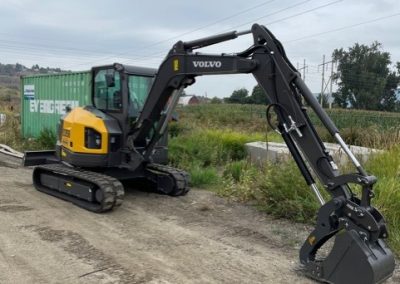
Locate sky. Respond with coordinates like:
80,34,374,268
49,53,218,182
0,0,399,98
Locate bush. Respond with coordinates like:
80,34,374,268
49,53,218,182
258,161,321,222
189,165,219,188
169,129,266,168
168,121,187,138
36,128,56,149
366,146,400,254
220,161,261,201
223,160,248,182
219,159,322,223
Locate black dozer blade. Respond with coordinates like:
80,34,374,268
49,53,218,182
304,230,395,284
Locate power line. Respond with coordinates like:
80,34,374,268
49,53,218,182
73,0,336,68
66,0,279,68
120,0,340,66
285,12,400,43
223,0,340,31
10,0,337,69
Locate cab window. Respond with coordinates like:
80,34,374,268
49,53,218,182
128,75,153,118
94,69,122,111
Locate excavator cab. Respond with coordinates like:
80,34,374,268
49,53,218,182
91,63,155,128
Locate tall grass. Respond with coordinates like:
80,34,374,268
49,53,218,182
172,104,400,255
168,128,279,188
0,108,23,149
3,102,400,254
366,146,400,254
0,108,56,151
169,128,279,169
178,104,400,148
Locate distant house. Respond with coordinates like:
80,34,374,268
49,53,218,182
178,95,200,106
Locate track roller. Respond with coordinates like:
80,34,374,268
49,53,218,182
145,163,190,196
32,163,124,213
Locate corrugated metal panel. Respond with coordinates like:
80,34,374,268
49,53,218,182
21,71,91,138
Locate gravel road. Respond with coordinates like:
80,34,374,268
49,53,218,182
0,154,398,283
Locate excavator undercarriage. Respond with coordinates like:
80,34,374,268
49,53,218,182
24,23,395,283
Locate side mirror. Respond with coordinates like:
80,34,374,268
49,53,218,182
105,73,115,87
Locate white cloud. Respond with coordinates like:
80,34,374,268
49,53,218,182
0,0,399,97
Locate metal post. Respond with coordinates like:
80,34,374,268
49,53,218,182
329,60,334,109
303,59,306,83
311,183,325,205
334,133,361,168
320,55,325,106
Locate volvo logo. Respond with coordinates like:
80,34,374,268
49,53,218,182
193,61,222,68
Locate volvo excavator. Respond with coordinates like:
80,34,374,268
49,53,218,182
23,24,395,283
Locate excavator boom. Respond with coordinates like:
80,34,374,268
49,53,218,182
127,24,395,284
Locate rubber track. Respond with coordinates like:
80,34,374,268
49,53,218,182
33,163,124,213
146,163,190,196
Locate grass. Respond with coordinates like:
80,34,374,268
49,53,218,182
178,104,400,149
168,127,282,190
3,101,400,255
365,146,400,254
172,104,400,255
0,106,56,151
189,165,219,188
170,129,322,223
180,104,400,130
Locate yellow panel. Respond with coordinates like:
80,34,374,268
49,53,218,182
61,107,109,154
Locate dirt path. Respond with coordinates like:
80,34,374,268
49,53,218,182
0,156,398,283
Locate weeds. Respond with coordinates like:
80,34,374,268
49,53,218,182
169,128,272,168
171,104,400,255
178,104,400,149
366,146,400,254
0,109,56,151
189,164,219,188
36,128,56,149
3,102,400,254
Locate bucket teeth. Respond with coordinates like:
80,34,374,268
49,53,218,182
300,197,395,284
303,230,395,284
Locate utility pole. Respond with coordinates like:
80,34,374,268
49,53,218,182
297,59,308,83
320,55,325,106
319,55,335,108
329,60,334,109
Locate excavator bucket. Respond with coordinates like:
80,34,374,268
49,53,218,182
300,197,395,284
304,230,395,284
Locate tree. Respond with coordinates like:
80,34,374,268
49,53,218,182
248,85,264,104
332,42,398,110
210,96,222,104
316,93,329,108
225,88,249,104
380,69,399,111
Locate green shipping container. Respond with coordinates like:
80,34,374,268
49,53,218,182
21,71,91,138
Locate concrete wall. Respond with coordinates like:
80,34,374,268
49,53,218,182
245,141,382,166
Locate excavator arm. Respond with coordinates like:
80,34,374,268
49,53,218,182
129,24,395,284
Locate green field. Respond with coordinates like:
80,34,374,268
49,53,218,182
176,104,400,148
172,104,400,255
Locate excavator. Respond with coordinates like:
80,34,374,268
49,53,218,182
23,24,395,283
